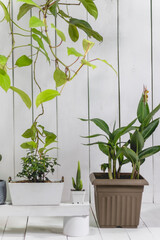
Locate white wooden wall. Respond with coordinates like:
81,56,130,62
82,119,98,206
0,0,160,203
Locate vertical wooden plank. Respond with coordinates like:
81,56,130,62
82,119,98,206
0,0,14,200
89,0,118,203
152,0,160,203
119,0,152,202
32,2,57,181
57,2,89,202
12,2,32,176
2,217,27,240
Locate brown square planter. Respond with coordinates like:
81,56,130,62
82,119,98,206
90,172,148,228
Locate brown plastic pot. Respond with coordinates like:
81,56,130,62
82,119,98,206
90,172,148,228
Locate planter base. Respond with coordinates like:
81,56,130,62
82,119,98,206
90,173,148,228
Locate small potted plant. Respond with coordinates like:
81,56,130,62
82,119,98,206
82,88,160,228
0,154,6,205
71,161,85,204
8,123,65,205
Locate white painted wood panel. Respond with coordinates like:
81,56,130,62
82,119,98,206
0,0,14,201
57,2,89,202
89,0,118,204
152,0,160,203
32,4,58,181
1,0,160,203
119,0,152,202
12,2,32,177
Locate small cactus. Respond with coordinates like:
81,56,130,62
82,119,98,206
72,161,83,191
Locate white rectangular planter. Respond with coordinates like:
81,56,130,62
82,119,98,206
9,182,64,206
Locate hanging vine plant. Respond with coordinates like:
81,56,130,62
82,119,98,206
0,0,116,181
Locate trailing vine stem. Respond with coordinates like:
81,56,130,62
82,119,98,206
43,1,68,69
33,49,44,124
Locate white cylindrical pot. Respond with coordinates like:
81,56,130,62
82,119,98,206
63,216,89,237
71,190,85,204
9,182,64,205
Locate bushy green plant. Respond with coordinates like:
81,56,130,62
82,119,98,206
0,154,2,162
17,150,57,182
82,88,160,179
81,118,137,179
72,161,83,191
17,122,58,181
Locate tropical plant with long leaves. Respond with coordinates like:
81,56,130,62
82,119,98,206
121,87,160,179
82,88,160,179
81,118,137,179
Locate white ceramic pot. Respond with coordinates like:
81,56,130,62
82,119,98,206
9,181,64,206
71,190,85,204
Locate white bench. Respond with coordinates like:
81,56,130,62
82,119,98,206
0,203,89,237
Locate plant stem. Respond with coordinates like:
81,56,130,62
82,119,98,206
113,158,116,179
43,3,67,68
33,50,44,123
131,164,135,179
108,155,113,179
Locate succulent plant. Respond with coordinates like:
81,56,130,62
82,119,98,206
72,161,83,191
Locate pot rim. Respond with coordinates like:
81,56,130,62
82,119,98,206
71,189,85,191
90,172,149,186
8,180,64,184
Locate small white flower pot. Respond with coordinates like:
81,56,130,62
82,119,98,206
9,181,64,206
71,190,85,204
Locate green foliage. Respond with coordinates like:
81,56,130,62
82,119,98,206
10,86,31,109
0,69,10,92
51,23,66,42
67,48,83,57
29,16,45,28
72,161,83,191
0,154,2,161
49,1,58,16
0,55,7,66
36,89,60,107
68,24,79,42
17,0,42,10
0,0,117,183
137,95,150,123
81,59,96,69
17,150,58,182
130,130,144,153
54,68,67,87
79,0,98,20
19,123,58,182
17,3,34,20
21,123,57,153
15,55,32,67
82,89,160,179
0,1,10,22
69,18,103,42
